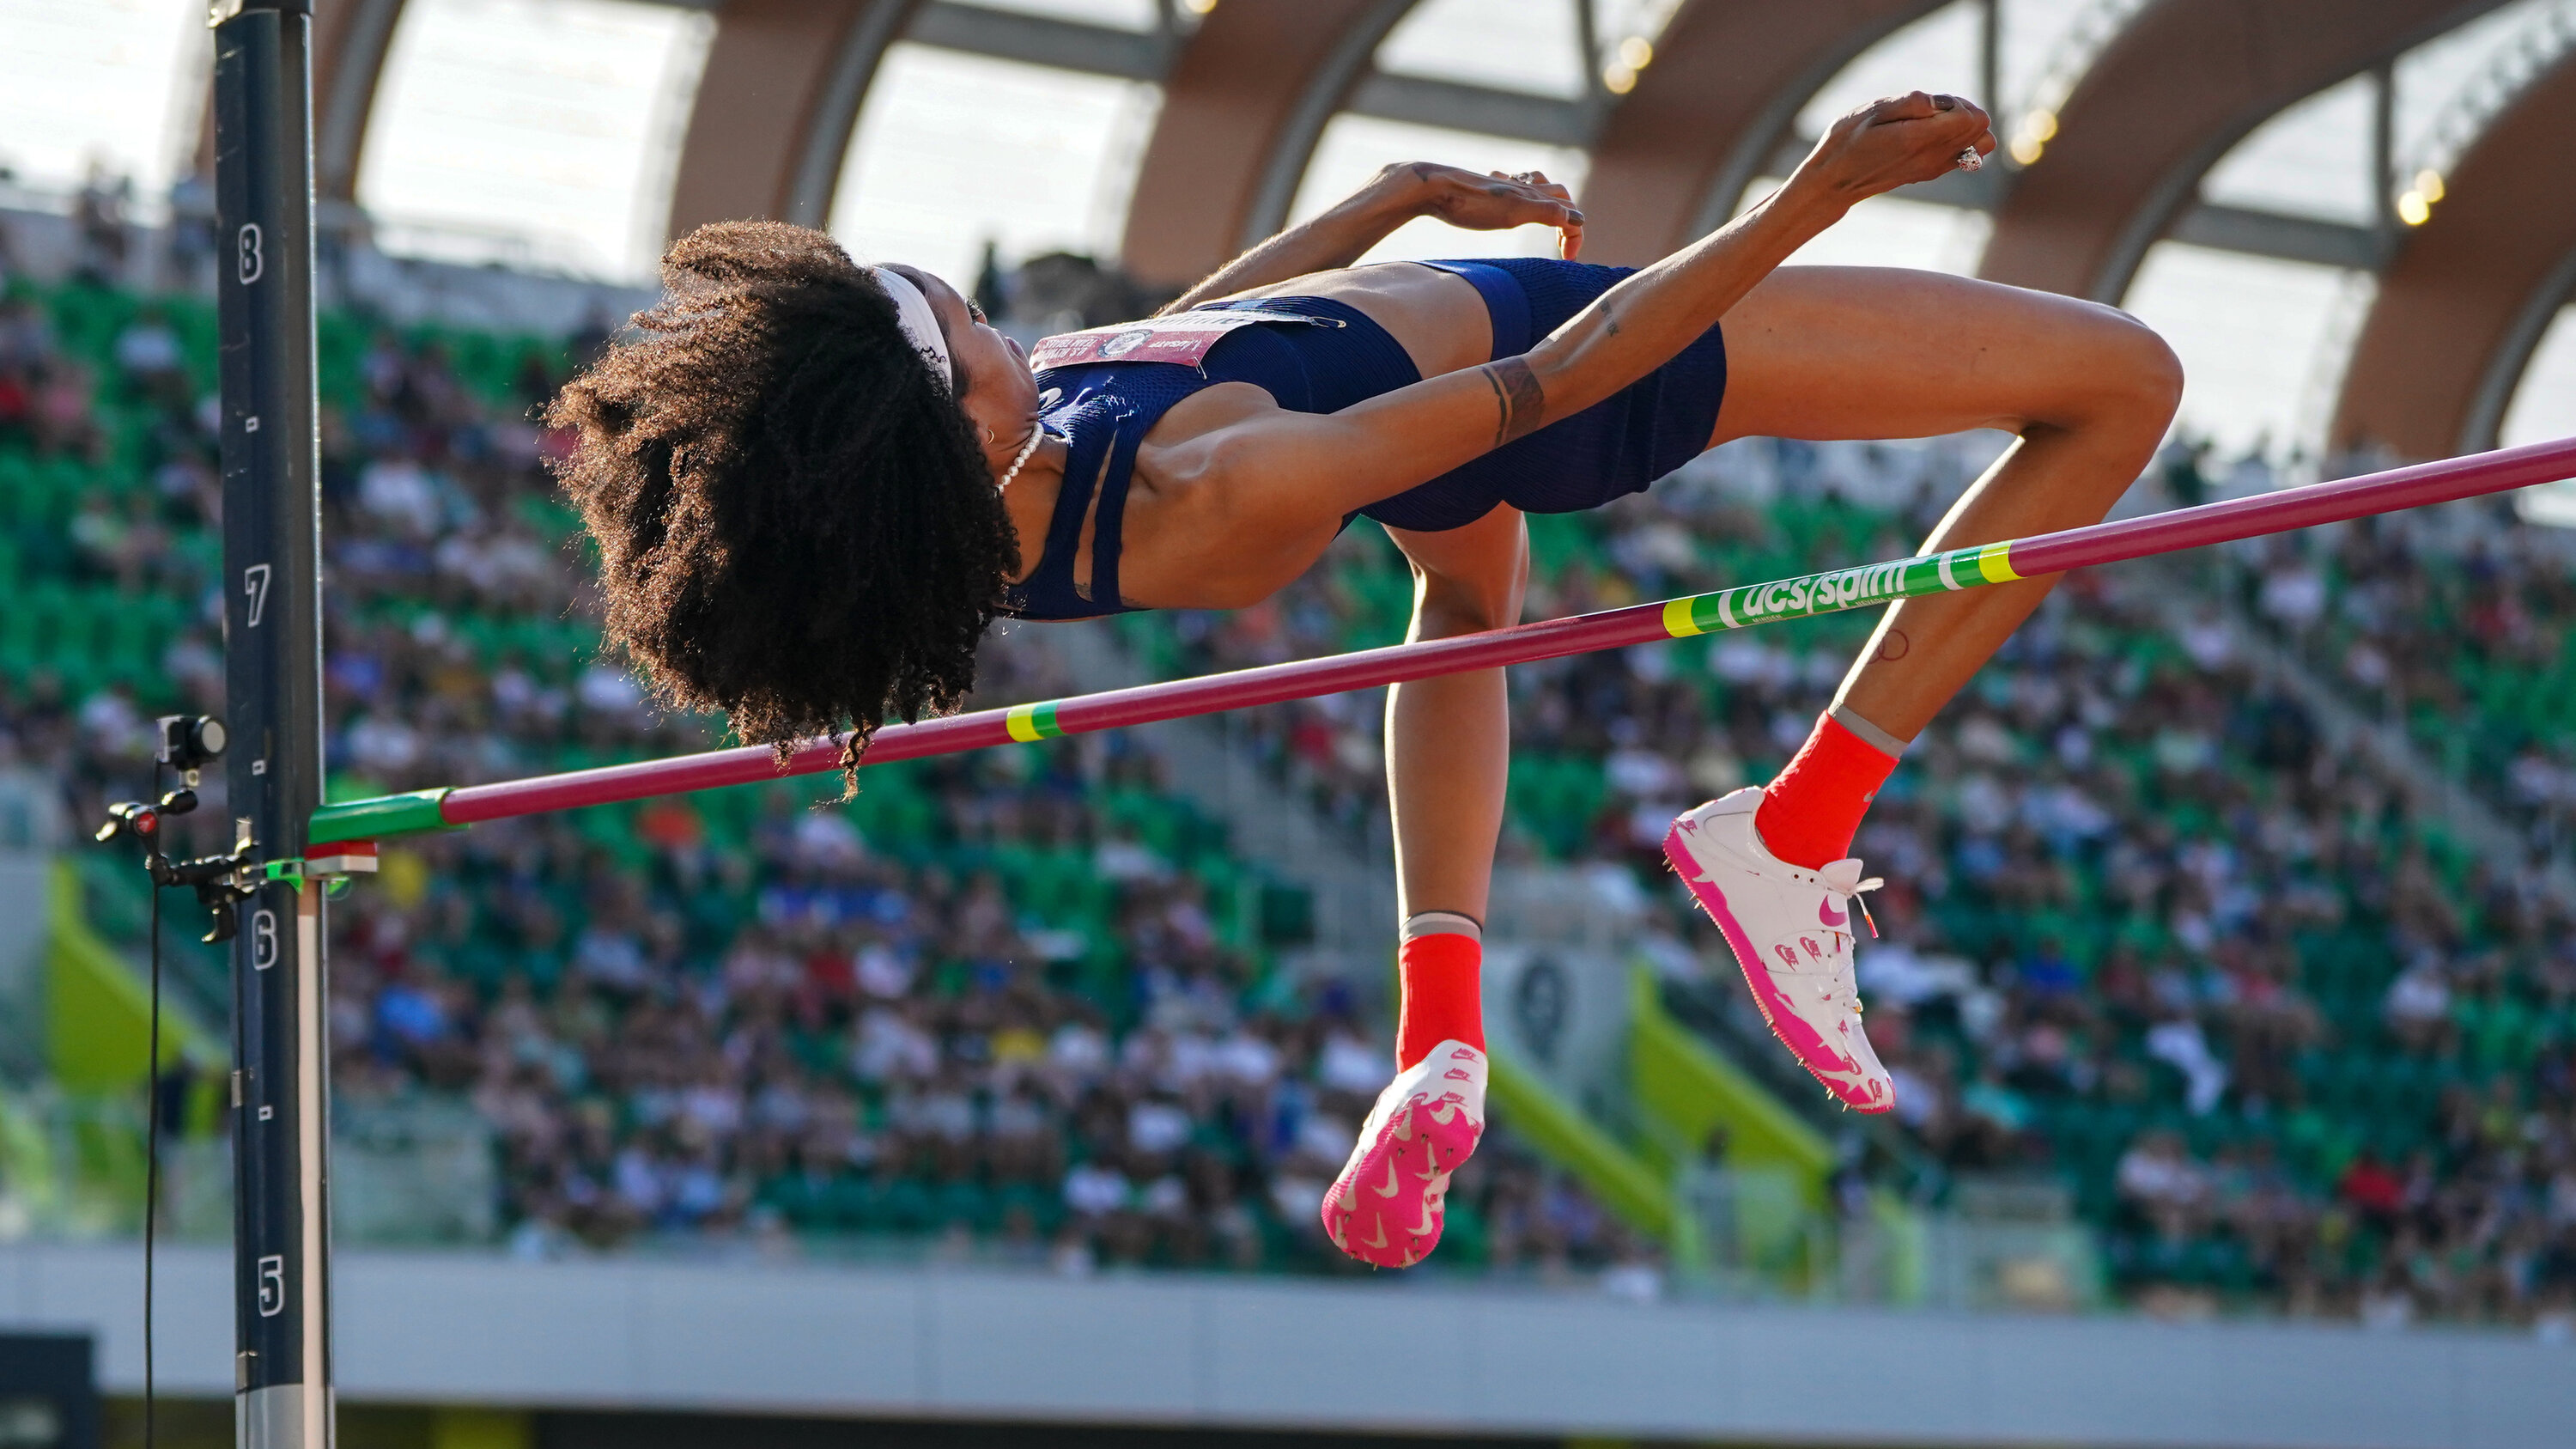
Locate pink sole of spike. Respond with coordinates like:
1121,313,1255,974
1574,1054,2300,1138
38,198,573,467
1321,1098,1482,1269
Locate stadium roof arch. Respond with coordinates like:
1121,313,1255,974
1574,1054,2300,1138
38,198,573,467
1117,0,1419,290
1975,0,2515,302
162,0,2576,445
231,0,2481,283
1575,0,1949,268
665,0,918,237
2332,42,2576,457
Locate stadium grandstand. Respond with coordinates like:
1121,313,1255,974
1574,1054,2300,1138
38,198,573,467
4,1,2576,1446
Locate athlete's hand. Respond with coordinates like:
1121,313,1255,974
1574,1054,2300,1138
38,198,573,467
1379,161,1586,260
1792,92,1996,207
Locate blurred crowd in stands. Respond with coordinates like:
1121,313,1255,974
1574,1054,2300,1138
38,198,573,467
2221,491,2576,855
331,757,1642,1278
1144,425,2576,1328
0,262,1644,1283
5,232,2576,1325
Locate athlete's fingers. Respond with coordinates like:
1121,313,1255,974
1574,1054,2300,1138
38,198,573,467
1433,174,1585,237
1866,91,1990,158
1485,172,1573,212
1932,94,1993,138
1871,90,1941,124
1522,200,1583,239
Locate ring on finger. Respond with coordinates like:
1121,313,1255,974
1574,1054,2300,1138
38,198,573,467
1954,147,1983,173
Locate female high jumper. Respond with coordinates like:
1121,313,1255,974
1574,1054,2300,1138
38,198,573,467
550,92,2182,1268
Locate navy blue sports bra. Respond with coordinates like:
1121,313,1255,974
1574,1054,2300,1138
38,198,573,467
999,257,1730,621
1000,291,1423,621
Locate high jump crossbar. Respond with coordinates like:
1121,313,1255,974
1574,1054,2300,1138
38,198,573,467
308,435,2576,849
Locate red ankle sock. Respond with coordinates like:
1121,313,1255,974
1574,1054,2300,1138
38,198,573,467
1755,712,1900,870
1395,928,1484,1071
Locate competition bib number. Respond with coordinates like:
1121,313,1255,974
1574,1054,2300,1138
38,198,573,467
1027,308,1334,371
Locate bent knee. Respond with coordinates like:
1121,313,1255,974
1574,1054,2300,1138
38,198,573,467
2078,307,2184,431
2119,320,2186,423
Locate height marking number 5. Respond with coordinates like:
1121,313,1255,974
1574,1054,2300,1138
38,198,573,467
257,1255,285,1316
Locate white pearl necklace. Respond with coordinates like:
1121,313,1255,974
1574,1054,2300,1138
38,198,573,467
995,420,1049,490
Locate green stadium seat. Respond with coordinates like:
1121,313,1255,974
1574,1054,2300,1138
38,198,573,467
932,1178,994,1233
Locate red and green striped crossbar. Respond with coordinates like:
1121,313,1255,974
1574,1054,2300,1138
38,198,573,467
307,435,2576,845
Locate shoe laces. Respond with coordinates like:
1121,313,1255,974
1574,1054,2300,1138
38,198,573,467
1816,858,1885,939
1815,858,1883,1015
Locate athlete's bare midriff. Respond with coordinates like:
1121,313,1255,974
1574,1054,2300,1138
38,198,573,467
1217,262,1496,378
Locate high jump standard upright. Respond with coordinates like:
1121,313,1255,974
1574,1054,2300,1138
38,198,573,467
212,3,333,1445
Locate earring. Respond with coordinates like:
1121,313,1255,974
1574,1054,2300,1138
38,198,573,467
981,425,995,444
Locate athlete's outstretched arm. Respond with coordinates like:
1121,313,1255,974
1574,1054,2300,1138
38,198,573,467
1133,93,1995,603
1155,163,1584,316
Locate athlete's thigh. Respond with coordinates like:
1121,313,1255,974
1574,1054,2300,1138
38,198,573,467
1384,502,1528,635
1710,265,2174,446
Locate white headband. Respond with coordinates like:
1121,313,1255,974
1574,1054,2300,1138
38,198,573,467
871,266,954,392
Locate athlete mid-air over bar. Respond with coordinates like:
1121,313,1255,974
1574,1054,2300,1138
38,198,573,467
550,91,2184,1269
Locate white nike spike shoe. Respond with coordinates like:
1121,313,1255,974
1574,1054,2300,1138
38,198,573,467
1664,788,1895,1113
1321,1040,1486,1268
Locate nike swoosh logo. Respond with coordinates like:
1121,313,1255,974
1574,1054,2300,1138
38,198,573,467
1810,1059,1871,1088
1364,1219,1388,1250
1373,1157,1402,1198
1819,898,1847,927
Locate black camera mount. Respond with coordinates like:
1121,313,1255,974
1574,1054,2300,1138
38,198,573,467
95,714,258,943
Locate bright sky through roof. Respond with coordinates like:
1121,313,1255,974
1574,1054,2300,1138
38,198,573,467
829,44,1158,287
0,0,206,210
3,0,2568,461
359,0,711,279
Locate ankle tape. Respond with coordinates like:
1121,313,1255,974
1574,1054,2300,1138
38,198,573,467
1828,703,1911,758
1401,910,1482,944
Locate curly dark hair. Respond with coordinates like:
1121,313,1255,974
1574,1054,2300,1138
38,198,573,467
547,221,1018,772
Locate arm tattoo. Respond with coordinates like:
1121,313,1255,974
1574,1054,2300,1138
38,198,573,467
1479,357,1546,447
